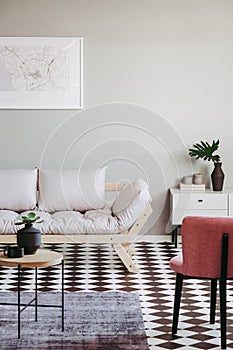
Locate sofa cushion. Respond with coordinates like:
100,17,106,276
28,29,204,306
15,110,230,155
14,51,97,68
0,207,132,235
38,167,107,213
111,178,151,228
0,178,151,234
0,169,37,211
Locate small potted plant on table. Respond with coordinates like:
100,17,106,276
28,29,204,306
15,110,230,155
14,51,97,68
15,212,43,255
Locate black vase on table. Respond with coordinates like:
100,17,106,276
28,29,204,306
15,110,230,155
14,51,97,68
17,224,41,255
211,162,225,191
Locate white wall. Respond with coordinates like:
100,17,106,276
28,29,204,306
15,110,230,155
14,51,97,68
0,0,233,235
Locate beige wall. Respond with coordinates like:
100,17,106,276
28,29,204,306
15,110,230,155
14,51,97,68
0,0,232,234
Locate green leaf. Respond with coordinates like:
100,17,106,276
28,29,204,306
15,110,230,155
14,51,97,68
15,211,43,225
188,139,221,163
27,212,36,220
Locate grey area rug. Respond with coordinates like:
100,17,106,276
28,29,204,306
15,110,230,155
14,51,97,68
0,291,149,350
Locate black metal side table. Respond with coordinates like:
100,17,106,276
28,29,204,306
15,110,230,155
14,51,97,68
0,249,64,339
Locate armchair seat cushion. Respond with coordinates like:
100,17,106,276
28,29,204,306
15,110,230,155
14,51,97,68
169,254,183,274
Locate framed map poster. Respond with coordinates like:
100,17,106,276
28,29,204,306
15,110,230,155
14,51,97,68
0,37,83,109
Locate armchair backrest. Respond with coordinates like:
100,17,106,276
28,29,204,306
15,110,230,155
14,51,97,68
181,216,233,278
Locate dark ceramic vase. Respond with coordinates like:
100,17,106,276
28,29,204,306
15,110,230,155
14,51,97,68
17,224,41,255
211,162,225,191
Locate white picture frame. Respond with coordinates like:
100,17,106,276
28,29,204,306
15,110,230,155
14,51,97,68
0,37,83,109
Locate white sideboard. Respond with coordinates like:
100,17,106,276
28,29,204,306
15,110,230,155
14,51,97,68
170,188,233,246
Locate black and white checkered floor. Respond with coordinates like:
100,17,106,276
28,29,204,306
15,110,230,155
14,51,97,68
1,239,233,349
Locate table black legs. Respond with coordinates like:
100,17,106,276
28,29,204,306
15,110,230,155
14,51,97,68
16,260,64,339
17,264,21,339
35,267,38,322
62,259,64,332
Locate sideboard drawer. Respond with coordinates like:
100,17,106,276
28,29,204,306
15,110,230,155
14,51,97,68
172,209,228,225
172,193,228,210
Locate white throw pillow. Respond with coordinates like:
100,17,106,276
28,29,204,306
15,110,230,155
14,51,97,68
0,169,37,211
38,167,107,212
111,178,151,228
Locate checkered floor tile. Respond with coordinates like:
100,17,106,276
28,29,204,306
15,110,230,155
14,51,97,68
1,240,233,349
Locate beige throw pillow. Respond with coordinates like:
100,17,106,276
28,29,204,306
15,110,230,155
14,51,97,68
38,167,107,212
0,169,37,211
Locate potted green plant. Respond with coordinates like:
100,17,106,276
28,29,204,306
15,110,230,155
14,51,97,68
15,212,43,255
188,139,224,191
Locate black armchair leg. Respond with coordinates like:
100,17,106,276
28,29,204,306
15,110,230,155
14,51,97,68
219,277,227,349
172,273,183,337
210,279,217,324
219,233,229,349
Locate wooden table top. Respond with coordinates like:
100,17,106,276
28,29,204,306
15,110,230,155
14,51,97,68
0,249,63,268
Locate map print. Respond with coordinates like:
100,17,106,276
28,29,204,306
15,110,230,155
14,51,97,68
0,45,68,92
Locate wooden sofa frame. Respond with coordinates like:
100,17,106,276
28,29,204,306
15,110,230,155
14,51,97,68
0,182,153,273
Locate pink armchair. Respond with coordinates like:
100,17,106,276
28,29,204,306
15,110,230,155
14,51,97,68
170,216,233,349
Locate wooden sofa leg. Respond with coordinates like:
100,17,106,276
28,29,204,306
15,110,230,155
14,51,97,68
113,243,138,273
122,243,135,256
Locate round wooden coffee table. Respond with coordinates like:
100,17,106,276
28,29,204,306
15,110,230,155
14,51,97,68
0,249,64,339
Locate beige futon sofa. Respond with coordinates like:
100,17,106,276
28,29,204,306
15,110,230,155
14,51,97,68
0,168,152,272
